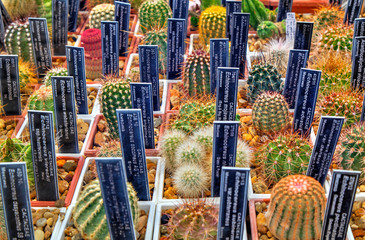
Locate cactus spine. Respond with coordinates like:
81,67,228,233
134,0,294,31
89,4,115,30
182,50,211,96
28,86,54,112
199,6,226,46
5,21,33,62
3,0,38,20
266,175,326,240
160,129,187,172
142,28,168,74
173,165,210,198
138,0,172,33
73,180,139,240
44,67,69,86
81,28,103,80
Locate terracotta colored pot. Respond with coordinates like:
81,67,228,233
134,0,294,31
249,198,270,240
122,35,141,75
31,155,85,207
260,0,328,13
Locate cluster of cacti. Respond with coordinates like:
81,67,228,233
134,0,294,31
335,123,365,184
5,21,33,62
255,133,312,186
142,28,168,74
3,0,38,20
86,0,114,10
97,139,122,157
266,175,326,240
138,0,172,33
247,63,282,104
73,180,139,239
317,90,362,128
242,0,270,29
27,86,54,112
44,67,69,86
89,4,115,29
252,92,290,136
0,138,34,187
182,50,211,96
257,20,286,40
314,5,344,30
165,200,219,239
262,39,291,77
100,76,132,139
81,28,103,80
319,25,353,52
198,6,226,46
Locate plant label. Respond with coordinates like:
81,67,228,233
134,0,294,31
101,21,119,76
226,0,242,41
210,39,229,94
167,18,185,80
115,1,130,57
294,22,313,54
52,0,68,56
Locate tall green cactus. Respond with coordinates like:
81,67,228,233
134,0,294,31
242,0,270,30
5,21,33,62
266,175,326,240
142,28,168,74
138,0,172,33
199,6,226,46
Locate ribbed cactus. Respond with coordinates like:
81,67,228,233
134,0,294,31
160,129,187,172
256,133,312,186
247,63,282,103
138,0,172,33
3,0,38,20
199,6,226,46
28,86,54,112
166,200,219,239
81,28,103,80
97,139,122,157
257,21,279,40
173,165,210,198
44,67,69,86
100,77,132,139
320,25,353,52
317,91,362,128
314,5,344,30
73,180,139,240
252,92,290,135
242,0,270,29
142,28,168,74
336,123,365,184
89,4,115,30
266,175,326,240
5,21,33,62
182,50,211,96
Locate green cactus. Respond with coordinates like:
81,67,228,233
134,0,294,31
73,180,139,239
335,123,365,184
28,86,54,112
257,21,279,40
138,0,172,33
320,25,353,52
266,175,326,240
36,0,52,27
5,21,34,62
160,129,187,172
314,5,344,30
199,6,226,46
44,67,69,86
142,28,168,74
175,140,206,166
242,0,270,30
100,76,132,139
247,63,282,104
89,4,115,30
166,200,219,239
252,92,290,136
191,126,213,153
236,139,252,168
97,139,122,158
182,50,211,96
3,0,38,20
256,133,312,186
173,164,210,198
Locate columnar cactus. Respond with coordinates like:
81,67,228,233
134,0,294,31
320,25,353,52
28,86,54,112
199,6,226,46
182,50,211,96
3,0,38,20
160,129,187,172
142,28,168,74
138,0,172,33
255,133,312,186
173,165,210,198
247,63,282,103
266,175,326,240
252,92,290,135
242,0,270,29
166,200,219,239
89,4,115,30
100,77,132,139
44,67,68,86
73,180,139,239
5,21,33,62
81,28,103,80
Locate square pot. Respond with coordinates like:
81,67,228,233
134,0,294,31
32,207,67,240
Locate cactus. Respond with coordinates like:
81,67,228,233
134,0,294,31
138,0,172,33
73,180,139,239
252,92,290,136
28,86,54,112
3,0,38,20
89,4,115,30
317,90,362,129
18,58,39,100
128,67,141,82
175,140,206,166
191,126,213,153
335,123,365,184
160,129,187,172
87,0,114,10
199,6,226,46
44,67,69,86
319,25,353,52
236,139,253,168
242,0,270,29
314,5,344,30
100,76,132,139
5,21,33,62
142,28,168,74
81,28,103,80
97,139,122,157
166,200,219,239
255,133,312,186
262,39,291,77
266,175,326,240
182,50,211,96
36,0,52,27
247,63,282,104
173,165,210,198
257,21,279,40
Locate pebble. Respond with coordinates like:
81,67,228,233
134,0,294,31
257,213,268,233
43,212,54,219
136,215,148,231
36,218,47,228
63,161,77,172
360,185,365,192
46,218,53,226
34,229,45,240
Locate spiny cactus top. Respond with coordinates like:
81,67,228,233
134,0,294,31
44,67,69,86
199,6,226,46
5,21,33,62
87,0,114,10
89,4,115,30
3,0,38,20
320,25,353,52
27,86,54,112
81,28,102,56
314,5,344,30
257,21,279,40
138,0,172,33
142,28,168,74
160,129,188,172
266,175,326,240
252,92,290,136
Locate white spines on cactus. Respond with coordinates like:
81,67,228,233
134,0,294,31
191,126,214,153
236,139,253,168
175,140,206,166
160,129,187,172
